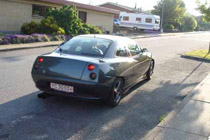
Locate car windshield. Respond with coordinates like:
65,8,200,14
59,37,112,57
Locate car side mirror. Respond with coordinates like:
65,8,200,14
59,42,65,47
142,48,148,52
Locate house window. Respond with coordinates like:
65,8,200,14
79,11,87,23
123,16,129,21
145,18,152,23
136,18,141,22
32,5,49,16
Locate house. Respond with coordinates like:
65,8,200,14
0,0,120,33
99,2,144,18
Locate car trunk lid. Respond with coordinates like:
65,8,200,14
40,54,97,80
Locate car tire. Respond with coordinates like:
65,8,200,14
107,78,124,107
133,27,138,31
146,60,154,80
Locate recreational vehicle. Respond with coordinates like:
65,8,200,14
119,12,160,31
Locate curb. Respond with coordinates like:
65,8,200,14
143,74,209,139
181,55,210,63
0,41,62,52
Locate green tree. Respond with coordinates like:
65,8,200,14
180,15,197,32
47,5,83,36
40,17,65,35
152,0,186,29
197,1,210,53
195,16,210,31
197,2,210,22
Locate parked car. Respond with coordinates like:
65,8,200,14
31,35,154,107
114,18,120,26
119,12,160,31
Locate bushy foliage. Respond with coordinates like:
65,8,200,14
21,21,40,34
21,5,102,36
163,24,174,30
40,17,65,35
197,2,210,22
0,34,65,45
152,0,186,29
46,5,102,36
46,5,82,36
180,15,197,32
195,16,210,31
79,23,102,34
21,18,65,35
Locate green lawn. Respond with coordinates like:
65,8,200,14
185,49,210,60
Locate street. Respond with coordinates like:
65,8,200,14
0,32,210,139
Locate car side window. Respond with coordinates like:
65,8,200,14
128,43,141,56
116,45,130,57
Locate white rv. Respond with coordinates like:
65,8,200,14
119,12,160,31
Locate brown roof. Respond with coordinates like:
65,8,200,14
37,0,120,15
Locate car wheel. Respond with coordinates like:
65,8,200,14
133,27,138,31
146,60,154,80
107,78,123,107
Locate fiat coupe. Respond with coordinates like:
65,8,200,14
31,35,154,107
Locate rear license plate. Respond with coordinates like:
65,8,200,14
50,83,74,93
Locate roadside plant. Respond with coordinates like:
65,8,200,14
0,34,66,45
159,115,166,123
39,17,65,35
21,21,40,35
180,15,197,32
47,5,82,36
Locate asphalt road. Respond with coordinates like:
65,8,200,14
0,32,210,140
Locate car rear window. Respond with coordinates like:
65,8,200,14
60,37,112,57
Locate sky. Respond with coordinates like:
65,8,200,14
70,0,207,16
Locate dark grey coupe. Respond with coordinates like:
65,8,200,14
31,35,154,107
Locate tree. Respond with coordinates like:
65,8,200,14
195,16,210,31
180,15,197,32
152,0,186,29
197,2,210,22
197,1,210,53
47,5,83,36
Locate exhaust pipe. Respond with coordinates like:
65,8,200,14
37,92,48,99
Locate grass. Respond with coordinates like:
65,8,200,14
159,115,166,123
185,49,210,60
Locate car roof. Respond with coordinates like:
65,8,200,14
77,34,130,42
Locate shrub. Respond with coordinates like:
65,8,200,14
47,5,83,36
21,18,65,35
39,17,65,35
21,21,40,35
180,15,197,32
89,25,102,34
0,34,65,45
78,23,102,35
163,24,174,30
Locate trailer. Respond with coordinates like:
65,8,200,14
119,12,160,31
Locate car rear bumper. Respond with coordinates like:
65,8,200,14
32,73,112,100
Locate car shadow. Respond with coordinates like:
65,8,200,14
0,78,199,139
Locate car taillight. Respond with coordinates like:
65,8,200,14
90,73,97,80
87,64,95,71
37,57,44,63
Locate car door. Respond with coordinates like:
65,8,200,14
128,41,149,81
114,41,136,88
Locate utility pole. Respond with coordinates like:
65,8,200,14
160,0,164,33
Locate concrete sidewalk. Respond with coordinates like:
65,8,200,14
144,73,210,140
0,41,63,52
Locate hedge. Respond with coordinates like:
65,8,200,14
0,34,66,45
